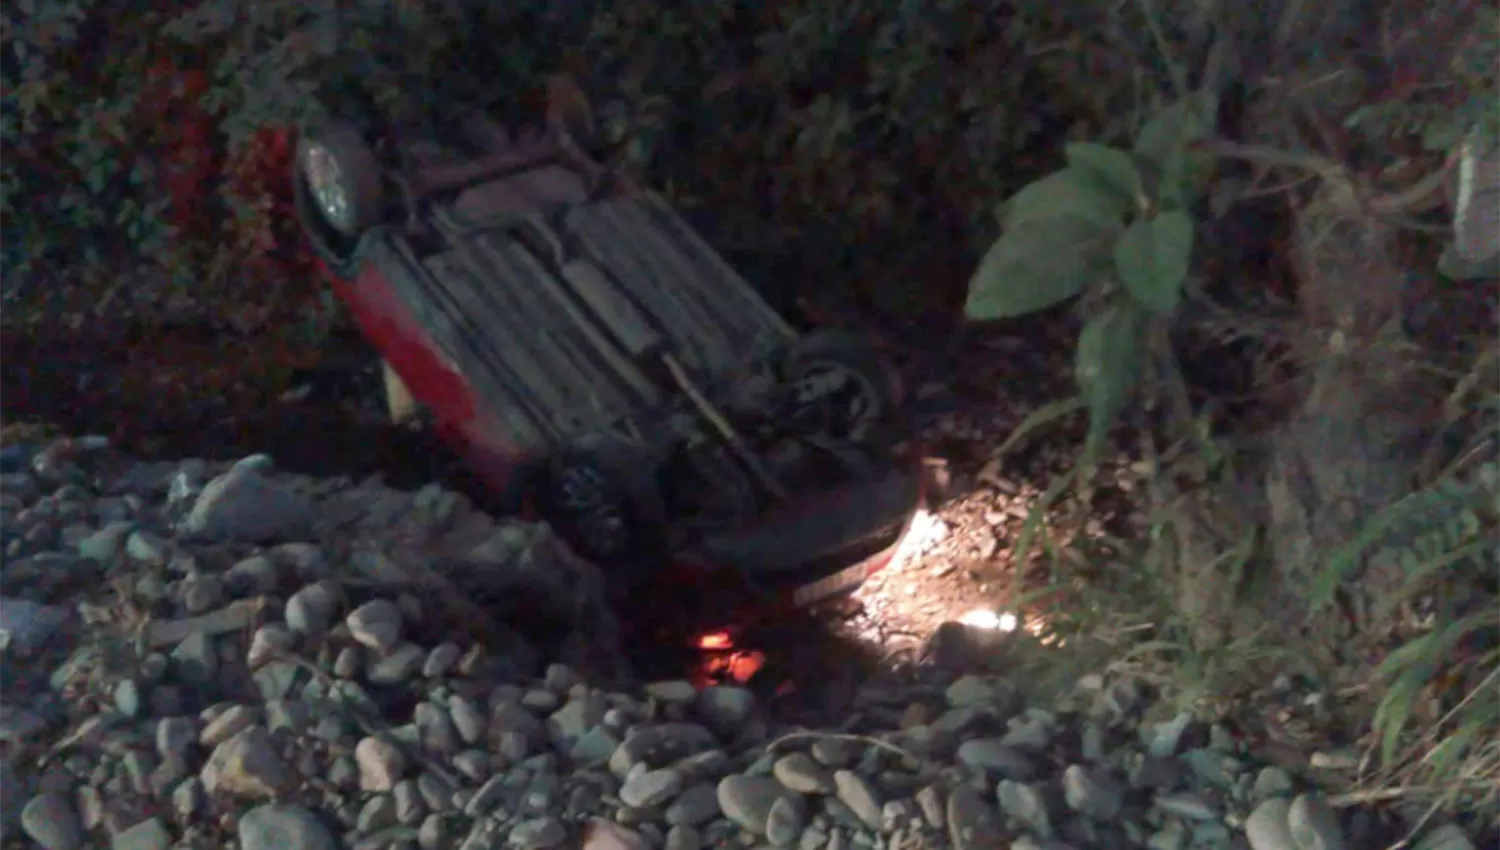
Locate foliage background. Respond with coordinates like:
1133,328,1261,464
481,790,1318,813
3,0,1498,831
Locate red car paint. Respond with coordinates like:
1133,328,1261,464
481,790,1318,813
324,260,527,500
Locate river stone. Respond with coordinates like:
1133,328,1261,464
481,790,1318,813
717,774,796,834
19,793,85,850
1288,794,1346,850
181,460,310,543
238,804,338,850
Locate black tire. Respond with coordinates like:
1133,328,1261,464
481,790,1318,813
537,453,648,567
781,330,900,444
296,117,384,238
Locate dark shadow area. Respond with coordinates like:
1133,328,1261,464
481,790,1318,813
0,315,897,692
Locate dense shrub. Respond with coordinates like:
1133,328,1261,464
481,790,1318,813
1,0,579,313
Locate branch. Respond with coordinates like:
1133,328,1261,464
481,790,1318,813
1197,139,1345,177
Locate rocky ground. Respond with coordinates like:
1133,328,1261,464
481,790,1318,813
0,436,1486,850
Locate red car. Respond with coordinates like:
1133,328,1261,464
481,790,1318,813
290,95,923,619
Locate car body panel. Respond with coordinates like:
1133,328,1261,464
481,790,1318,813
300,108,923,600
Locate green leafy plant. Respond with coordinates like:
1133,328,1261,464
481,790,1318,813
1304,449,1500,817
965,95,1212,460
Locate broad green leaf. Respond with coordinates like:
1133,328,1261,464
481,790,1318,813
1064,142,1143,209
1114,211,1193,313
1073,302,1146,459
1000,168,1132,231
965,217,1112,320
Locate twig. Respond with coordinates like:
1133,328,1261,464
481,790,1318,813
1198,140,1346,178
1327,779,1495,808
765,730,928,765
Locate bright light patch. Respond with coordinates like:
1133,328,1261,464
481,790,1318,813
959,608,1018,632
697,631,733,650
887,509,944,572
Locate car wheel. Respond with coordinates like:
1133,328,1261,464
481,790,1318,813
781,331,899,444
539,454,645,566
297,117,384,238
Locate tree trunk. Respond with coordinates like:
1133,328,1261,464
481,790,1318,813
1261,181,1435,649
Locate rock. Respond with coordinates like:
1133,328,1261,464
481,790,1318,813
1288,793,1346,850
773,752,835,794
645,681,699,705
449,696,486,744
665,781,721,826
582,819,652,850
766,795,806,846
832,770,883,830
697,685,756,733
224,555,280,596
20,792,85,850
946,784,1002,850
284,584,337,637
1413,825,1476,850
414,701,461,754
109,817,171,850
238,804,339,850
200,704,258,747
112,679,143,717
510,816,568,848
345,599,403,652
181,460,310,542
77,521,132,562
549,692,607,747
945,675,999,708
997,780,1052,837
663,825,700,850
915,784,945,829
1253,767,1295,801
155,716,198,760
0,760,27,832
1154,791,1220,821
955,738,1036,780
394,779,426,825
810,737,856,768
424,642,462,678
199,725,297,798
620,767,685,809
1246,798,1297,850
609,723,716,776
355,736,408,791
717,773,796,834
1061,764,1124,820
0,598,67,653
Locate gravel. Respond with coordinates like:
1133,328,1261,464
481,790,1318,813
0,436,1482,850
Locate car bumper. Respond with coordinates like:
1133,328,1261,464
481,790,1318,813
685,461,925,595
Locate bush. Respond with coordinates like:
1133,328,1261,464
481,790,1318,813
1,0,579,316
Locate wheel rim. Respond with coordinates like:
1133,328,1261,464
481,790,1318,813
789,360,880,439
301,143,352,232
554,465,629,559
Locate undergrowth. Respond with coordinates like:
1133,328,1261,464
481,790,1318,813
2,0,1497,837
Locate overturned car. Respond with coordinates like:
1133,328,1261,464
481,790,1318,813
290,89,923,610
